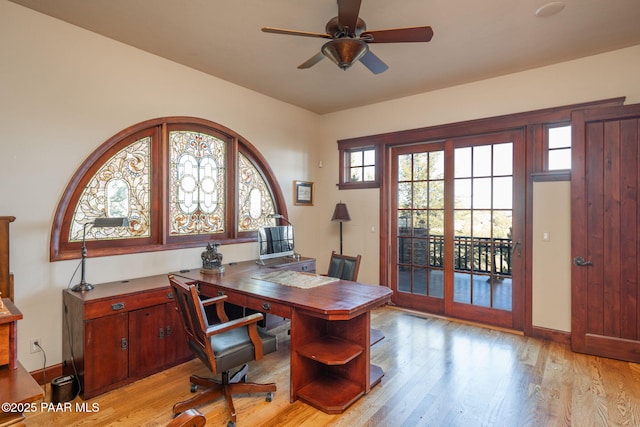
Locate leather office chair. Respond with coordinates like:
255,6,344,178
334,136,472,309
327,250,361,281
168,275,277,427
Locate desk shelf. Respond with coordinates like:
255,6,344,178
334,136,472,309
297,373,363,414
296,336,363,365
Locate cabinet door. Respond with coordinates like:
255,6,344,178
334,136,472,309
129,305,166,378
164,302,192,363
84,313,128,395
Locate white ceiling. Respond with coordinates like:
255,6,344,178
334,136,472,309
10,0,640,114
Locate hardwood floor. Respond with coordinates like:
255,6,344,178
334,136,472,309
25,306,640,426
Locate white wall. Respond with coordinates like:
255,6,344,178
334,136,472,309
0,2,321,372
3,1,640,372
317,45,640,326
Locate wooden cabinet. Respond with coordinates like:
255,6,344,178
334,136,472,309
0,216,15,301
63,275,192,399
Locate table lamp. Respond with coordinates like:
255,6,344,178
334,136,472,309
72,217,129,292
331,202,351,254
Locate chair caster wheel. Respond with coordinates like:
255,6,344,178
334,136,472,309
227,421,236,427
266,392,273,402
190,383,198,393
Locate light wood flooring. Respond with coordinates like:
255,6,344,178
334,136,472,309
25,306,640,426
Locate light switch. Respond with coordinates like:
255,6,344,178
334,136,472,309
543,232,550,241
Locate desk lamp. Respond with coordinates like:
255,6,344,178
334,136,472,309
71,217,129,292
331,202,351,254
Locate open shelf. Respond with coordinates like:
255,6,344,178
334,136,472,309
297,335,364,365
296,374,364,414
370,328,384,346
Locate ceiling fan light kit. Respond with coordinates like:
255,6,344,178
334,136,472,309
321,39,369,70
262,0,433,74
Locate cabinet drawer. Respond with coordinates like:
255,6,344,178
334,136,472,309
84,289,173,320
245,295,291,318
200,284,247,307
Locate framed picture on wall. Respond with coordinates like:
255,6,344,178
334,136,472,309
294,181,314,206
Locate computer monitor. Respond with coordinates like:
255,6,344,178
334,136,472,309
257,225,294,261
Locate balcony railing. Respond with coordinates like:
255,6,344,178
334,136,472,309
398,233,513,276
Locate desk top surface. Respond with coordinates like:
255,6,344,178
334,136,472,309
173,260,392,319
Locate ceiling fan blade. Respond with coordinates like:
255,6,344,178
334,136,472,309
359,50,388,74
362,26,434,43
298,52,326,69
337,0,362,32
262,27,332,39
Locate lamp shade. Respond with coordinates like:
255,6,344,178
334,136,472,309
331,202,351,222
321,39,369,70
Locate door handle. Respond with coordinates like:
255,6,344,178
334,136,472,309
573,256,593,267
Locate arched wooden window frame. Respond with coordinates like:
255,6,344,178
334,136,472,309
51,117,287,261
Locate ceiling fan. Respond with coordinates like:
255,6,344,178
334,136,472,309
262,0,434,74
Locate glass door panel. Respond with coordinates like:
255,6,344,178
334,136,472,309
396,149,445,302
391,131,523,329
452,143,513,311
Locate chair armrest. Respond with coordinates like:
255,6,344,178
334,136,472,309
200,295,229,323
205,313,266,359
200,294,227,306
205,312,263,336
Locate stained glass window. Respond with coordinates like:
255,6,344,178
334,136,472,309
169,131,226,235
238,153,276,231
53,117,286,261
70,137,151,242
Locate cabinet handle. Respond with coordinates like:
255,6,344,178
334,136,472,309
218,290,225,297
166,326,172,336
301,265,308,271
167,292,174,299
121,338,128,351
112,302,125,311
159,328,164,339
262,302,271,311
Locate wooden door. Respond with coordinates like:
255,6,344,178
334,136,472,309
164,302,192,363
129,304,166,377
571,104,640,362
84,313,128,394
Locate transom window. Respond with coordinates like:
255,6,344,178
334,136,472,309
546,124,571,171
51,117,286,261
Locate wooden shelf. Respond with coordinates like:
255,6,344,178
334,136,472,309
370,364,384,389
296,336,363,365
370,328,384,346
296,374,363,414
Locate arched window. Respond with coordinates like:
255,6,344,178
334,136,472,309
51,117,286,261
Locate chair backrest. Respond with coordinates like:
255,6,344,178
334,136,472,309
168,275,216,371
327,251,362,281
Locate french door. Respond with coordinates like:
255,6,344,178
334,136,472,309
390,130,525,329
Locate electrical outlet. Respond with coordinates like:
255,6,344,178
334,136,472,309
30,338,42,353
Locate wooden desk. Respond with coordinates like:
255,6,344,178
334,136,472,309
174,260,392,414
